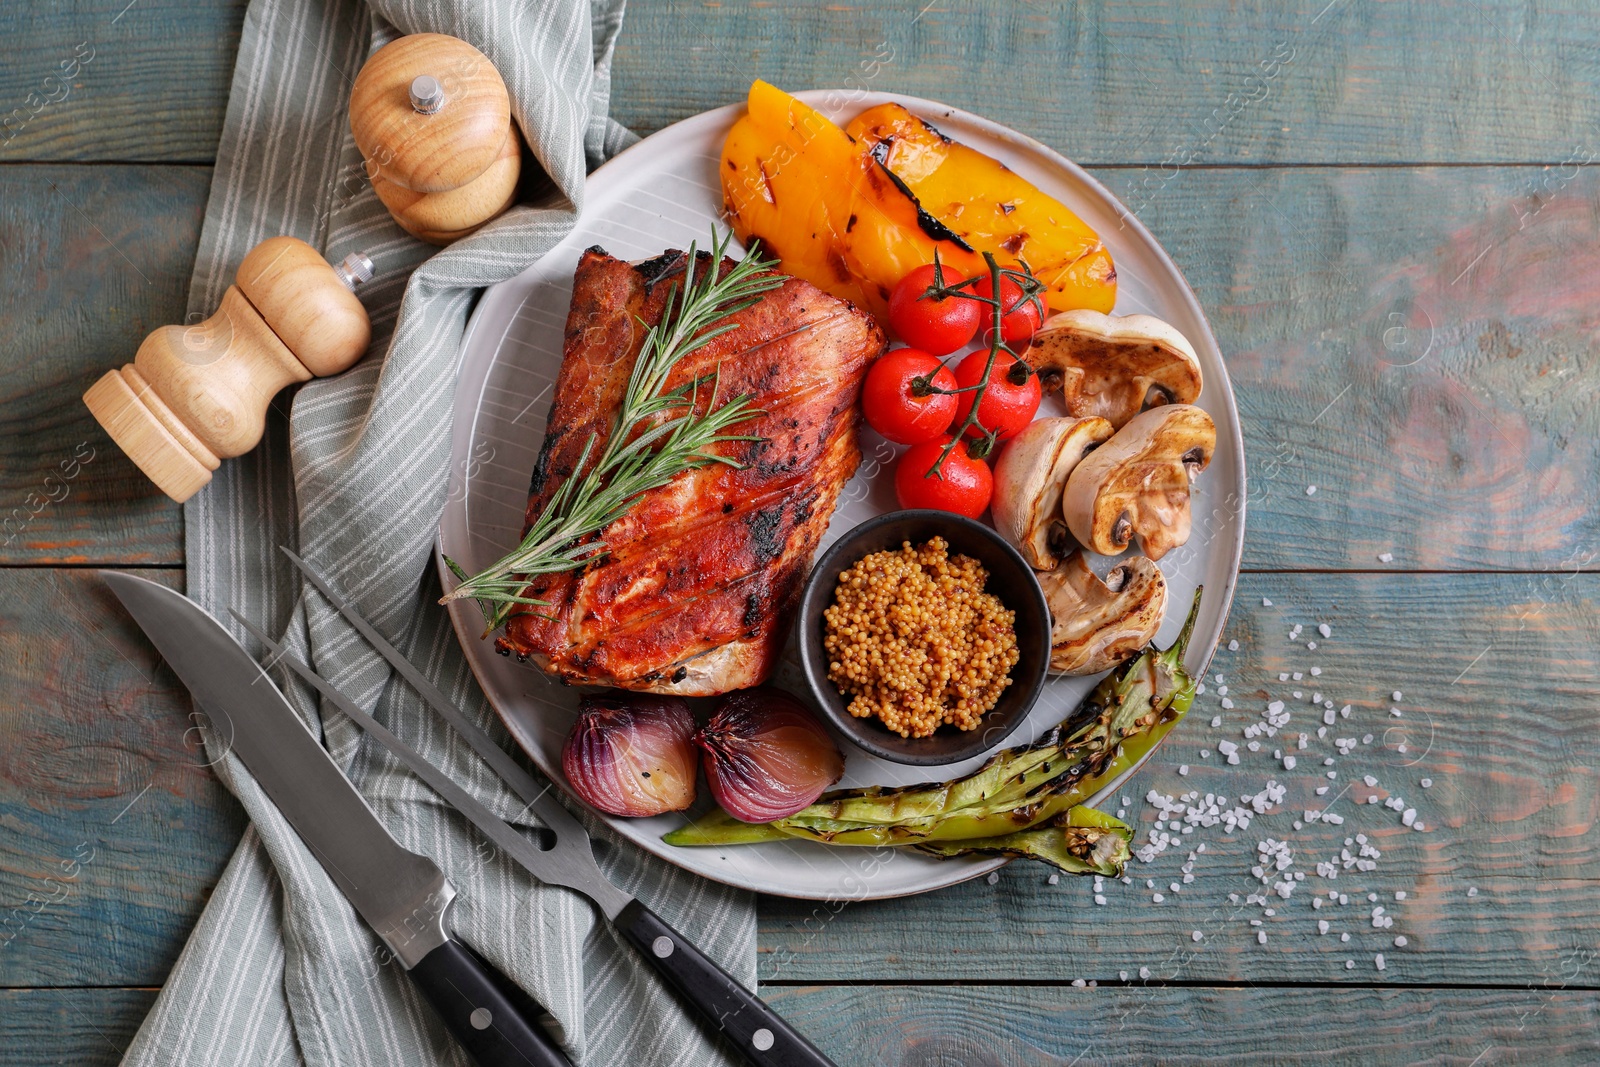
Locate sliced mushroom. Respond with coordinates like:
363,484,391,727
1062,404,1216,561
991,416,1114,570
1041,551,1168,675
1027,309,1203,429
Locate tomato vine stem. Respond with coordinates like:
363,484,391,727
921,250,1046,477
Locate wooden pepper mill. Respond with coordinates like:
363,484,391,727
350,33,522,245
83,237,373,503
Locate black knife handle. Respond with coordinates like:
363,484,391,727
617,899,837,1067
409,937,573,1067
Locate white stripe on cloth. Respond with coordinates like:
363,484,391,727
120,1,754,1064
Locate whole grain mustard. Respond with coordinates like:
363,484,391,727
823,537,1020,738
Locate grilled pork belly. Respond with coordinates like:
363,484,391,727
496,246,885,695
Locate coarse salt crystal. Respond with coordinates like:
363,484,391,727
1467,887,1478,897
1395,936,1408,947
1258,931,1268,944
1072,978,1086,988
1048,874,1060,885
1308,641,1318,650
1311,666,1322,676
1346,959,1355,969
1395,891,1407,901
1421,779,1432,788
1095,894,1107,905
1318,920,1329,934
1211,716,1223,728
1263,598,1273,607
1378,552,1393,563
1341,705,1352,718
1229,639,1240,651
1283,756,1297,769
1179,765,1190,776
1153,893,1165,902
1192,930,1203,942
1393,691,1403,701
1316,786,1329,795
1279,673,1290,682
1319,623,1332,638
1139,967,1151,979
1402,808,1417,826
987,872,1000,884
1364,775,1378,787
1120,970,1129,981
1341,932,1350,942
1307,485,1317,495
1375,953,1386,971
1221,698,1235,709
1390,708,1403,718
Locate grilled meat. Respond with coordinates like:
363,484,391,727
496,246,885,695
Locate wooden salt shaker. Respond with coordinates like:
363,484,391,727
350,33,522,244
83,238,374,503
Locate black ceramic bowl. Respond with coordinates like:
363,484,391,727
797,510,1052,766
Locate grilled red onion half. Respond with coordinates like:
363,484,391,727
695,687,845,823
562,693,698,817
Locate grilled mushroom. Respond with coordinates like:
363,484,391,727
1041,551,1167,675
992,416,1114,570
1061,404,1216,561
1027,310,1203,429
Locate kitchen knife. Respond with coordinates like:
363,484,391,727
101,572,573,1067
275,547,839,1067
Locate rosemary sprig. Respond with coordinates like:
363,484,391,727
440,230,784,633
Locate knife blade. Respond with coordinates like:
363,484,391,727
276,549,840,1067
101,572,573,1067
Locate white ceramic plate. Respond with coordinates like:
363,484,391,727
438,91,1245,901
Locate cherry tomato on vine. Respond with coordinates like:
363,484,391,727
894,437,994,518
861,348,958,445
950,349,1041,442
972,272,1045,348
888,264,983,355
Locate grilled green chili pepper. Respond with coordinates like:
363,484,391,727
663,587,1202,856
914,805,1131,875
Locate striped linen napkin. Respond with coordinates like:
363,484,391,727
121,1,754,1064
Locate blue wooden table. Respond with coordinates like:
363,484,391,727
4,1,1599,1062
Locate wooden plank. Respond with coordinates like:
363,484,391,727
0,164,203,566
0,0,244,163
0,988,157,1067
1121,164,1600,571
759,984,1600,1065
4,568,1594,988
6,0,1600,166
757,571,1600,983
5,162,1599,570
0,568,245,988
613,0,1600,165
